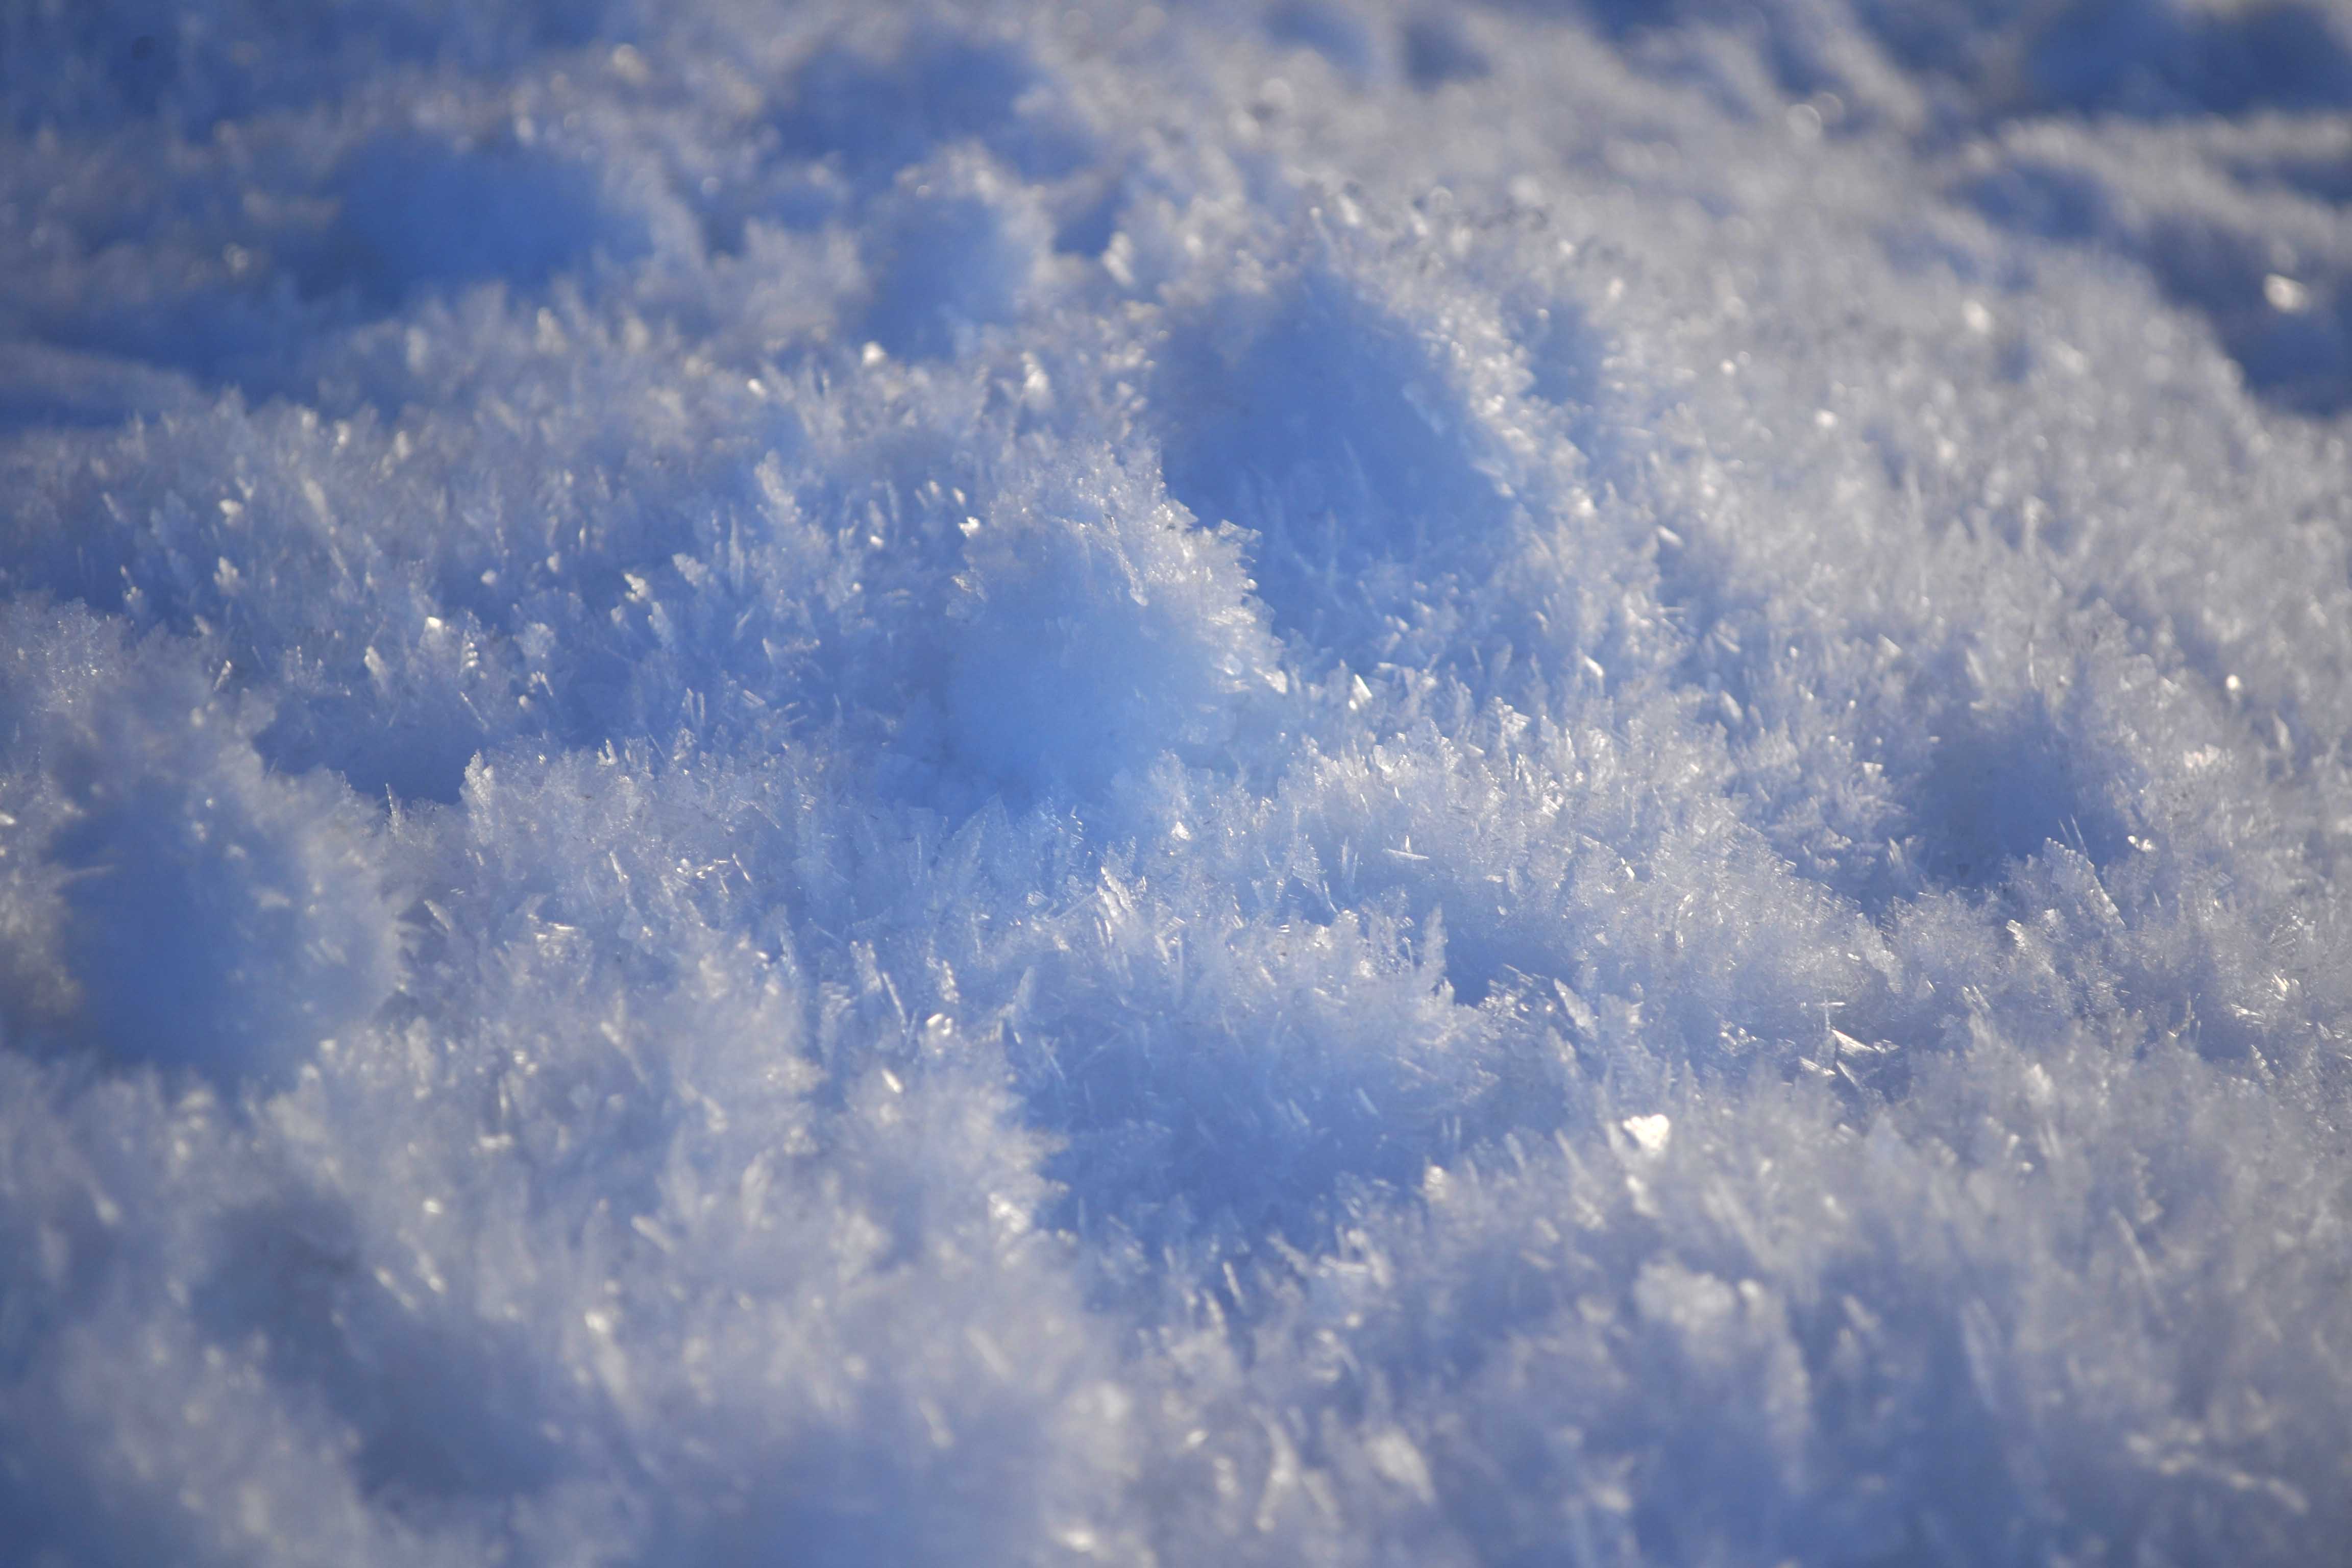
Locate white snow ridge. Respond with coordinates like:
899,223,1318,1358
7,0,2352,1562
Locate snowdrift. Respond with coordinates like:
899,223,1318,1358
4,1,2352,1562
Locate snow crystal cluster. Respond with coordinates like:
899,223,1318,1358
6,0,2352,1561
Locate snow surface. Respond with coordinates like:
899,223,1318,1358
5,0,2352,1562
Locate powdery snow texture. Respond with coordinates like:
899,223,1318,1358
4,1,2352,1563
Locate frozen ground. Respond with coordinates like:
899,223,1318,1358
4,0,2352,1561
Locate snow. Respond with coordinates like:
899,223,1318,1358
4,0,2352,1561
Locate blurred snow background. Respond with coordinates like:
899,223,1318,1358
4,0,2352,1561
